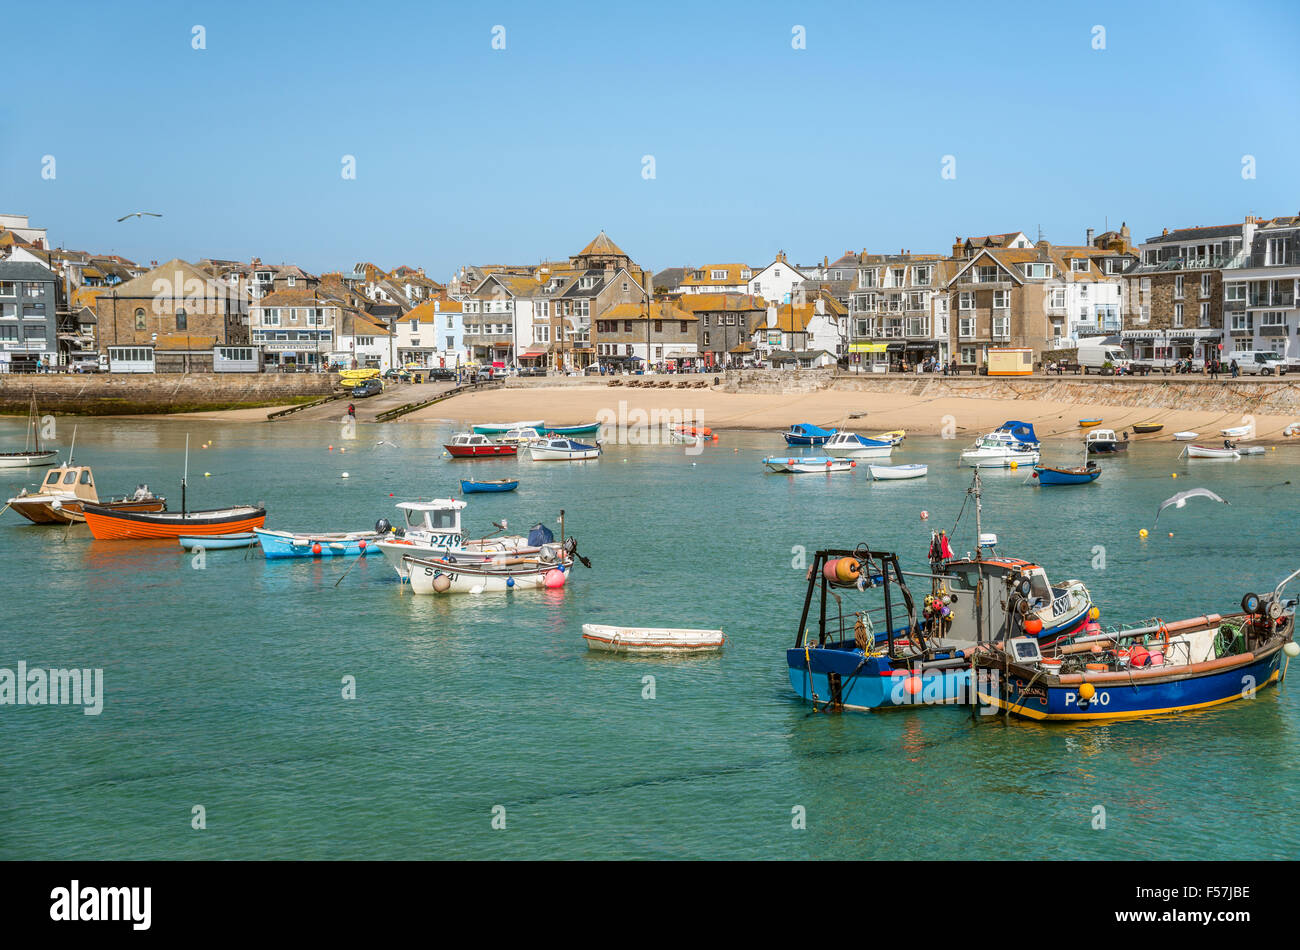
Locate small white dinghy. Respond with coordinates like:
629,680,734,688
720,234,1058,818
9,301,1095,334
582,623,725,654
762,456,856,474
1173,431,1199,441
868,463,928,480
1184,444,1240,459
1221,425,1252,439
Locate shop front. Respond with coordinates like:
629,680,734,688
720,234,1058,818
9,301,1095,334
847,341,889,373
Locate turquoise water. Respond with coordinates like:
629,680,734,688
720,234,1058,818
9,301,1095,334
1,417,1297,859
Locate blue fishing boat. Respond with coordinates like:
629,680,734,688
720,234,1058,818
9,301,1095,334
461,478,519,494
542,422,601,437
785,546,976,712
254,527,383,558
1032,463,1100,485
975,574,1299,721
783,423,837,445
177,532,259,550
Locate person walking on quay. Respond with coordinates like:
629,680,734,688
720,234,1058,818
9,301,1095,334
1230,359,1240,378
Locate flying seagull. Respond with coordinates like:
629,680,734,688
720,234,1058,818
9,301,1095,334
1155,488,1230,525
116,212,162,222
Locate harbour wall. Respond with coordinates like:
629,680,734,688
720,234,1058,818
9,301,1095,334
721,370,1300,417
0,373,337,415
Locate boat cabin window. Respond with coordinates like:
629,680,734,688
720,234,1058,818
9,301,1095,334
947,569,979,592
63,470,78,485
81,471,92,485
1027,573,1052,604
43,471,60,487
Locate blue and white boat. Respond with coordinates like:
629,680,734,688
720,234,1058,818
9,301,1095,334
527,438,601,461
763,456,856,473
783,423,837,445
960,420,1041,468
254,527,384,558
976,574,1298,721
824,431,893,460
785,547,976,712
461,479,519,494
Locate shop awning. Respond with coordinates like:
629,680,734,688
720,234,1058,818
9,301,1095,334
520,349,547,358
849,342,888,353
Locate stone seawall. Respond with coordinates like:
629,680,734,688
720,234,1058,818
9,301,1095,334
0,373,337,415
723,370,1300,416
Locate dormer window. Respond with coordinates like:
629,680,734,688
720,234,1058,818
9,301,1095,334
579,276,597,289
1071,259,1090,273
740,269,751,280
287,275,297,287
711,269,728,281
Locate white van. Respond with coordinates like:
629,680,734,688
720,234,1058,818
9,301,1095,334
1077,341,1131,375
1230,351,1287,376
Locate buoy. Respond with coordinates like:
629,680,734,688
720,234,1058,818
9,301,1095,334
544,568,566,589
341,472,349,478
506,576,515,588
1024,617,1043,635
312,543,322,555
204,472,211,477
1009,461,1017,470
1139,528,1148,538
920,510,929,521
712,435,719,442
1171,473,1177,478
1079,683,1096,701
1089,606,1100,621
1168,532,1174,537
904,674,923,696
824,557,861,585
358,540,366,550
432,574,451,593
1284,642,1300,658
340,447,345,453
329,445,334,451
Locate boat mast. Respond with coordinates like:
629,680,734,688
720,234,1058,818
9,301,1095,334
972,468,984,645
68,425,77,466
182,433,189,517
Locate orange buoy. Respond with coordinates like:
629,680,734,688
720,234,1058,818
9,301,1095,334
1023,617,1043,635
905,674,923,695
823,557,861,585
312,543,322,555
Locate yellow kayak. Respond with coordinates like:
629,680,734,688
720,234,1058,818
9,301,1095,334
874,430,905,445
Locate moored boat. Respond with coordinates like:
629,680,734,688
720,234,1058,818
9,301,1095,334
1184,444,1240,459
873,430,906,446
527,438,601,461
1132,422,1164,434
496,427,543,444
1173,431,1199,441
375,500,549,579
444,432,519,459
960,421,1041,468
7,445,165,525
974,577,1297,721
178,532,260,550
1085,428,1128,453
762,456,856,474
868,463,927,480
543,421,602,437
404,538,581,595
581,624,726,654
1032,463,1100,486
471,420,545,435
254,527,383,558
824,432,892,459
1079,418,1103,428
0,394,57,468
460,478,519,493
1221,425,1252,439
783,423,836,445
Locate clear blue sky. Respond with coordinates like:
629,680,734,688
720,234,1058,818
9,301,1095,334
3,0,1298,279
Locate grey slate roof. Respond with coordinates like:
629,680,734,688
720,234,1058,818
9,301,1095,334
0,261,58,281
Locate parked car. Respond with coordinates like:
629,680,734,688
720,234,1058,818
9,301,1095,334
425,367,457,381
1230,350,1288,376
71,356,103,373
352,378,384,397
1076,341,1131,375
382,368,411,382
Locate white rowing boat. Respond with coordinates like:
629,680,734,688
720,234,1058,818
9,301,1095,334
868,463,928,480
1221,425,1252,439
1172,431,1199,441
1184,444,1240,459
581,623,726,654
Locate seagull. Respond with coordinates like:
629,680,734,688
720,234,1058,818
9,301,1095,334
116,212,162,222
1155,488,1230,525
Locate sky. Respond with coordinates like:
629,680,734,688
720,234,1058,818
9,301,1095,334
2,0,1298,280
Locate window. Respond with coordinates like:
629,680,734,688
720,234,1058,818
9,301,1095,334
960,345,977,364
24,282,43,297
1174,303,1184,327
703,332,710,346
535,325,550,343
175,308,187,331
1199,303,1211,327
287,276,296,288
0,325,16,341
679,321,688,333
624,321,632,333
580,276,597,289
912,265,932,285
1174,275,1184,299
992,290,1009,310
1225,283,1245,303
1049,287,1066,309
859,269,875,288
1022,262,1053,278
654,320,663,332
0,282,14,297
1200,274,1212,298
959,292,974,311
1139,305,1150,324
959,317,976,338
992,316,1010,339
1071,258,1090,273
22,304,45,318
935,313,949,336
740,269,751,280
410,319,419,331
1231,312,1252,331
1265,237,1292,266
1261,311,1286,326
711,270,727,281
135,308,147,330
976,265,999,284
357,336,374,347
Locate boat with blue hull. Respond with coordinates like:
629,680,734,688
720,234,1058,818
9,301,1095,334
461,479,519,494
975,572,1299,721
254,528,384,558
783,423,837,445
178,532,259,550
542,422,601,437
1032,463,1100,486
785,546,989,713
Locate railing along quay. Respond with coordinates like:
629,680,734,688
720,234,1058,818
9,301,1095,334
266,391,347,419
374,379,503,422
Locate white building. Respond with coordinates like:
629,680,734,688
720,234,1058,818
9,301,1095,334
747,253,806,304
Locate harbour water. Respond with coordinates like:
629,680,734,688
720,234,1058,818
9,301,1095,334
2,417,1297,859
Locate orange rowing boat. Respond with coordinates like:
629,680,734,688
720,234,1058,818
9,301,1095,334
82,504,266,540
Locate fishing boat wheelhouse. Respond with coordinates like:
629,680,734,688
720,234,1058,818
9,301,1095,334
8,463,164,524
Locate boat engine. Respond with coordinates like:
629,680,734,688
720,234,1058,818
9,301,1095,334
375,517,394,535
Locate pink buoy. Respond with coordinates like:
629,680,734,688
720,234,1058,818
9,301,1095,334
544,568,566,589
920,510,929,521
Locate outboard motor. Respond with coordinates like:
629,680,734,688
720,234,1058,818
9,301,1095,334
374,517,393,535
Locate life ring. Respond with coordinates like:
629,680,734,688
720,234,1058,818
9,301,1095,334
1156,619,1170,654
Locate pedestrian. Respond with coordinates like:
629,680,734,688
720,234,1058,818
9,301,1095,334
347,403,355,418
1230,359,1240,378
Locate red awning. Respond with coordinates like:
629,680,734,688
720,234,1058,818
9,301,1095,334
520,349,547,357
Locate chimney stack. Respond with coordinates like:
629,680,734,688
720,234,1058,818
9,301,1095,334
951,237,963,258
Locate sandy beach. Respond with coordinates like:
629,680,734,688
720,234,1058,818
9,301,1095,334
400,384,1299,444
